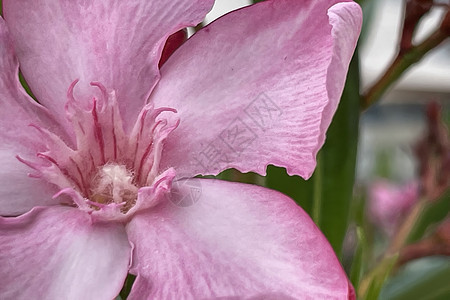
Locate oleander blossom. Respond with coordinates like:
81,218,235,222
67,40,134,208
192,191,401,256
0,0,361,299
369,180,420,234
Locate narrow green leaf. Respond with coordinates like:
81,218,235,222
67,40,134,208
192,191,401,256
407,191,450,244
215,168,265,186
119,273,136,300
356,0,377,46
350,227,366,291
364,254,398,300
265,165,314,216
19,71,37,100
312,154,323,224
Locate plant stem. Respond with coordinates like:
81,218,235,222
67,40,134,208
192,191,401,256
361,29,448,110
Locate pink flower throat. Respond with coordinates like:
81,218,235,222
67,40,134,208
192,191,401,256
17,81,179,222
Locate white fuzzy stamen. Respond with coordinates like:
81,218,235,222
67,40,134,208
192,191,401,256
91,164,139,205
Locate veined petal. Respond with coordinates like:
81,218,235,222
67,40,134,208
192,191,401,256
0,18,63,215
151,0,362,179
0,149,61,216
0,206,131,300
126,179,351,299
3,0,214,132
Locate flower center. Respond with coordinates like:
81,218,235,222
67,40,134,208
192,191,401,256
17,81,178,222
90,164,138,208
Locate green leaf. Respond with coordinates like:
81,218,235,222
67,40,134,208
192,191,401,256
363,254,398,300
407,191,450,244
356,0,377,46
119,274,136,300
19,71,37,100
379,257,450,300
350,227,367,291
265,165,314,215
214,168,265,186
266,50,361,258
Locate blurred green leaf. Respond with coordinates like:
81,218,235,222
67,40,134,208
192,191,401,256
266,50,360,258
408,191,450,243
363,254,398,300
374,151,392,179
356,0,377,46
379,257,450,300
353,187,376,263
350,227,366,291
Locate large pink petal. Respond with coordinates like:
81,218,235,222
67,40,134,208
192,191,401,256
126,179,351,299
0,18,63,216
151,0,362,179
0,206,131,299
3,0,214,132
0,150,61,216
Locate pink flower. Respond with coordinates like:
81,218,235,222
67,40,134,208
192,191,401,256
0,0,361,299
369,180,420,234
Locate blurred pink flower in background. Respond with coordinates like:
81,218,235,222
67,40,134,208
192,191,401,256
369,180,420,234
0,0,361,299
